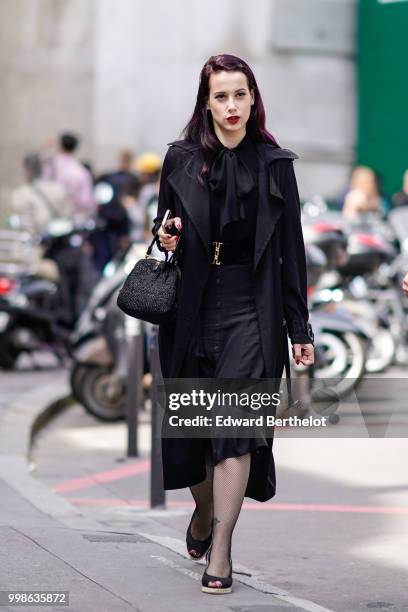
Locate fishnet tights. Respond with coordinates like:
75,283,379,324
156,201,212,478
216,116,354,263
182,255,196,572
189,449,214,541
189,449,251,577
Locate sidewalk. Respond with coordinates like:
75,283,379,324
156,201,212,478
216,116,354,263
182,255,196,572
1,366,408,611
0,368,327,612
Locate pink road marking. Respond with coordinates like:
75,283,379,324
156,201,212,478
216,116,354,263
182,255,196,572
68,498,148,507
65,498,408,514
53,459,151,493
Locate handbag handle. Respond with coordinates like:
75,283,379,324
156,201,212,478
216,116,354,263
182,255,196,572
146,222,181,265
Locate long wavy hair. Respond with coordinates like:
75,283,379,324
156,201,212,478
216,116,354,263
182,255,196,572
181,54,279,184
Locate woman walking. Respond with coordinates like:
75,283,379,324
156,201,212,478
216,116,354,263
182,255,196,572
153,54,314,594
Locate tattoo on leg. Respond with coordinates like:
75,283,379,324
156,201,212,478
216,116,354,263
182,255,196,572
211,516,221,528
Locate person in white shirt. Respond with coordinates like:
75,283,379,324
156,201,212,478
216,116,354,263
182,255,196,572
11,154,73,233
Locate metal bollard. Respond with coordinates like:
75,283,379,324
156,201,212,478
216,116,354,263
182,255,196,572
124,315,144,457
148,324,166,508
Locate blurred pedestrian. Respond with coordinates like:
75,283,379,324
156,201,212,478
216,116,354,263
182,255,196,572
11,154,72,233
121,175,145,243
134,152,162,186
39,134,99,323
90,149,139,258
392,169,408,208
12,153,98,328
97,148,138,198
90,163,133,271
133,152,162,219
42,132,95,223
342,165,391,218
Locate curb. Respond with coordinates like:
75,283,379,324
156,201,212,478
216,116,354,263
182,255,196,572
0,370,103,530
30,393,75,457
0,371,73,457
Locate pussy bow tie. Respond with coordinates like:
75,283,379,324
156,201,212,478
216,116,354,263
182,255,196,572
208,146,255,235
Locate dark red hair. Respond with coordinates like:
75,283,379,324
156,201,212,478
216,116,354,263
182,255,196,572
181,54,279,183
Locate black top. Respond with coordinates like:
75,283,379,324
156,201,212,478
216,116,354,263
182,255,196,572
208,132,259,246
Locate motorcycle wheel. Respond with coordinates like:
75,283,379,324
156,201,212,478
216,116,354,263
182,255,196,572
365,329,395,373
312,331,367,400
70,363,90,403
79,365,126,421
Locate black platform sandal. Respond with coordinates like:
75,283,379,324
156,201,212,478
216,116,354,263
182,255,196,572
186,509,212,560
201,544,233,594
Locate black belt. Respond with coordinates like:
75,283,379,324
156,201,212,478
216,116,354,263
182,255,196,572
210,241,253,265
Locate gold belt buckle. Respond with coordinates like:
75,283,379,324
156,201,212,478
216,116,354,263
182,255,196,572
212,241,223,265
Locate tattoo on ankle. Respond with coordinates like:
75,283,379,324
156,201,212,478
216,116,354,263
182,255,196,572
211,516,220,528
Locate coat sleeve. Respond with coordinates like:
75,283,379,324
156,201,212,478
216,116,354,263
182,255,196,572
151,146,178,252
280,160,314,345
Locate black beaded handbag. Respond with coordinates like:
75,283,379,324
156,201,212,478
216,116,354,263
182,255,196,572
117,229,181,324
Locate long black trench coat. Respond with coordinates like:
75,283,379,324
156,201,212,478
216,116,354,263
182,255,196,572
152,137,313,502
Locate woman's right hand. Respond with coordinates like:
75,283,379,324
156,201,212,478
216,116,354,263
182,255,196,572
157,217,182,252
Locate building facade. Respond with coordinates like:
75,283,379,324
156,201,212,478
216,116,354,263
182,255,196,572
0,0,357,217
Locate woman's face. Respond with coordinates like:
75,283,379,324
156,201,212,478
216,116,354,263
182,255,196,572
206,70,254,137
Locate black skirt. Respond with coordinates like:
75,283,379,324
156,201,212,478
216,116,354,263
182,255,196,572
161,263,277,502
195,263,269,464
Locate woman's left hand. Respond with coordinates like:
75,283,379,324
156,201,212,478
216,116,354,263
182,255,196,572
292,343,314,366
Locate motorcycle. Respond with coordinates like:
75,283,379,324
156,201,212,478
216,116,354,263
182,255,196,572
0,220,98,369
69,242,147,421
303,202,400,373
283,241,372,423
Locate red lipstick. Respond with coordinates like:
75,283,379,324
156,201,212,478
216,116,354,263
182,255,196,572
226,116,240,124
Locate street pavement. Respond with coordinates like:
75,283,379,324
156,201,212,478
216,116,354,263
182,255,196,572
1,359,408,611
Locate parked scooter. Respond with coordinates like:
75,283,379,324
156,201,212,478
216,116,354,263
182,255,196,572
302,201,400,373
284,242,373,423
0,220,98,369
69,242,146,421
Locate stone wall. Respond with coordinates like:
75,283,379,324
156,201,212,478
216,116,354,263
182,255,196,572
0,0,356,218
0,0,95,217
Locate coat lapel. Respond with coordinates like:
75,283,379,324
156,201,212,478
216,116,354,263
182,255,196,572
166,141,211,260
165,139,298,269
